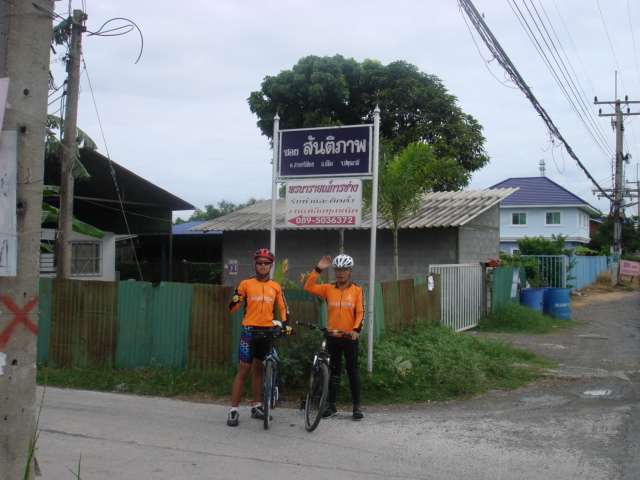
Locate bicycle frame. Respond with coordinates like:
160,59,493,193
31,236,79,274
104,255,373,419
251,328,283,430
297,321,350,431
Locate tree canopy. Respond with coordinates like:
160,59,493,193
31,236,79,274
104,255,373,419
248,54,489,174
174,198,263,225
364,142,469,279
588,215,640,260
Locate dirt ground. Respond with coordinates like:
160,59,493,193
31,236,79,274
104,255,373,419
570,274,639,308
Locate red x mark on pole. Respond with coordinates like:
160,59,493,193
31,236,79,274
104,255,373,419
0,296,38,347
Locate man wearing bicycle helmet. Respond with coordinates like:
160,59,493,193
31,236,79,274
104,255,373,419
304,254,365,421
226,248,290,427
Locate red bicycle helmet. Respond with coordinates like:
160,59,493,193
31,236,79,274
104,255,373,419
253,248,275,262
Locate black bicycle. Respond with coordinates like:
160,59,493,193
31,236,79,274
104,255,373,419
251,327,286,429
297,321,351,432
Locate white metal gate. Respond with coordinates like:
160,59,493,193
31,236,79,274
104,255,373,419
430,264,484,331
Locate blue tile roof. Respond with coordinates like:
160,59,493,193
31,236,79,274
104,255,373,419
488,177,596,209
173,221,221,235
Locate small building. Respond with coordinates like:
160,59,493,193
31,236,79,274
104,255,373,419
117,221,222,282
42,148,195,280
192,189,516,285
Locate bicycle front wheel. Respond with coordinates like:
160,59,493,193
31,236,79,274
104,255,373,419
304,362,329,432
263,359,275,430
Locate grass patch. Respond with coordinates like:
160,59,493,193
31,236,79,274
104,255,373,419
358,323,553,403
476,303,583,334
37,323,555,406
37,364,236,398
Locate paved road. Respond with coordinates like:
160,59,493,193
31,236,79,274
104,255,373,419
35,292,640,479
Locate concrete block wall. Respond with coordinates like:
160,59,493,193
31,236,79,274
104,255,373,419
458,208,501,264
221,227,460,286
218,205,501,286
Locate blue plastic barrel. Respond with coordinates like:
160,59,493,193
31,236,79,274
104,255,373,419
547,288,571,319
521,288,544,313
540,287,549,314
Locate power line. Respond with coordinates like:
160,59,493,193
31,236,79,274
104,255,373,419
458,0,612,201
508,0,612,161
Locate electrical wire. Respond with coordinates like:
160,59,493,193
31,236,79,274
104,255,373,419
457,0,612,201
508,0,612,161
596,0,627,95
87,18,144,64
81,55,144,280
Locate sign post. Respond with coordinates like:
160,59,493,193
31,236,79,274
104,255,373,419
367,107,380,373
272,117,380,373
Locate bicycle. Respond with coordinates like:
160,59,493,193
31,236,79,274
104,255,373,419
250,327,287,429
296,321,351,432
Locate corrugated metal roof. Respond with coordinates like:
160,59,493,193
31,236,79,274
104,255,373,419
488,177,600,214
191,188,518,232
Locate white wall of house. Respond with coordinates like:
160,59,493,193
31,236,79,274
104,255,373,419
40,229,116,281
499,206,592,253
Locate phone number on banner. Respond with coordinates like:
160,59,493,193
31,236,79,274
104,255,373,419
288,215,356,226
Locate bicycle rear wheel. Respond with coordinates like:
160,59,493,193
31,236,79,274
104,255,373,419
263,359,275,430
304,362,329,432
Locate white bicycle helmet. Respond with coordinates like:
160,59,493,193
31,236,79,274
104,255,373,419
332,254,354,269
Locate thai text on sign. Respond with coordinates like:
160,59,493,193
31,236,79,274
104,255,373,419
279,125,372,178
285,178,362,228
620,260,640,276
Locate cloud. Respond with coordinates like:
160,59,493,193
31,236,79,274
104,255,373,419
50,0,640,218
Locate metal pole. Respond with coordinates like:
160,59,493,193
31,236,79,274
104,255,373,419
367,106,380,373
270,113,279,278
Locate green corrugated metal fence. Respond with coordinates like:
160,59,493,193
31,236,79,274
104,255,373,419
491,266,527,310
37,275,441,369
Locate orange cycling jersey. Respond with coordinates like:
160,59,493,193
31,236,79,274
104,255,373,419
304,268,364,334
229,276,290,327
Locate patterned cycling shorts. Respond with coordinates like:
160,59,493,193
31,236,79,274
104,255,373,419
238,326,270,364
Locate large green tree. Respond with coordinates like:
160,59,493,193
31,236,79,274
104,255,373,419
588,215,640,259
248,54,489,173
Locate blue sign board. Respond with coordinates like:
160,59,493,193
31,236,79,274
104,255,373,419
279,125,372,178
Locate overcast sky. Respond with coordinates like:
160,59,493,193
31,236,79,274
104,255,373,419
49,0,640,219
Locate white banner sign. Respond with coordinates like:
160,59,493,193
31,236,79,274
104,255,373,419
285,178,362,228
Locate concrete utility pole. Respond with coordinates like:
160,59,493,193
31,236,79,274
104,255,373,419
625,178,640,224
0,1,52,478
57,9,86,279
594,94,640,285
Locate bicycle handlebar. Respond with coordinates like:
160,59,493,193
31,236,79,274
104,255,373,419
296,321,351,337
249,327,295,338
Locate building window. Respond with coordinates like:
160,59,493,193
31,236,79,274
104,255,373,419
545,211,561,225
511,248,521,255
511,212,527,225
71,242,102,276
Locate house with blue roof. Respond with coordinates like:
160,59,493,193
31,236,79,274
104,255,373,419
488,177,601,254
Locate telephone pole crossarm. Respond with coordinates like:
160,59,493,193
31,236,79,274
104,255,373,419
593,95,640,284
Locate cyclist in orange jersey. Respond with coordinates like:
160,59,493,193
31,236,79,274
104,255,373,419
226,248,290,427
304,254,364,421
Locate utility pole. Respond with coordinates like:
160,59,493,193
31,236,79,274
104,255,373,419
594,93,640,284
0,1,52,478
57,9,86,279
625,178,639,226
